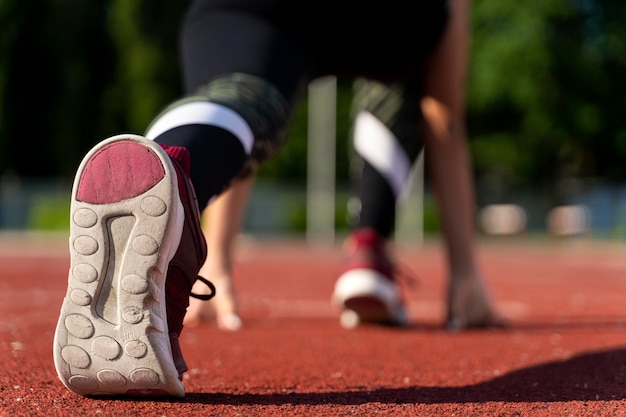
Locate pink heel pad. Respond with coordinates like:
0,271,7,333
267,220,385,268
76,141,166,204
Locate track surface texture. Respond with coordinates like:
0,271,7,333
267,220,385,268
2,233,626,416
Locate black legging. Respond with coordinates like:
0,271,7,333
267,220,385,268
151,0,449,238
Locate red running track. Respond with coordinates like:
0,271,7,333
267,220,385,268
1,233,626,416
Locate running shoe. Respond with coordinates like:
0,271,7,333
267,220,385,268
53,134,211,397
331,228,407,328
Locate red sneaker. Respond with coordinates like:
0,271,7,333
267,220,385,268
332,228,408,328
53,134,211,397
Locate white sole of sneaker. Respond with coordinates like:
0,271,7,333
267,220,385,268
53,134,185,397
332,269,407,328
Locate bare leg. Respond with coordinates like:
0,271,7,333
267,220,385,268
183,177,254,330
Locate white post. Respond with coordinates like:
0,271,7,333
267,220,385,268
306,76,337,245
396,149,425,244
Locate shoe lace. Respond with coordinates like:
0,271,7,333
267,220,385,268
190,276,217,301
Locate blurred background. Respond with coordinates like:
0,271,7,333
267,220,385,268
2,0,626,242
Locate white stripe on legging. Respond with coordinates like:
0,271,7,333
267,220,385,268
353,111,411,198
145,101,254,155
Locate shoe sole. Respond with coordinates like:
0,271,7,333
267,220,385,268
53,134,185,397
332,269,407,328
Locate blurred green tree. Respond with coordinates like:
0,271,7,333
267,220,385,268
468,0,626,202
0,1,114,177
0,0,187,179
2,0,626,194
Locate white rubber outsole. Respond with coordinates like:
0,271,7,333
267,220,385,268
332,269,407,328
53,134,185,397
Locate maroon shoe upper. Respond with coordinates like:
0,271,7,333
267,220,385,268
159,144,208,375
341,228,395,281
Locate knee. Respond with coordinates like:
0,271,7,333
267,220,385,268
195,73,291,176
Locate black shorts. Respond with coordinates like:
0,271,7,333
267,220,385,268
181,0,449,100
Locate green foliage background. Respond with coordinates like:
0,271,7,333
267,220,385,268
2,0,626,203
467,0,626,200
